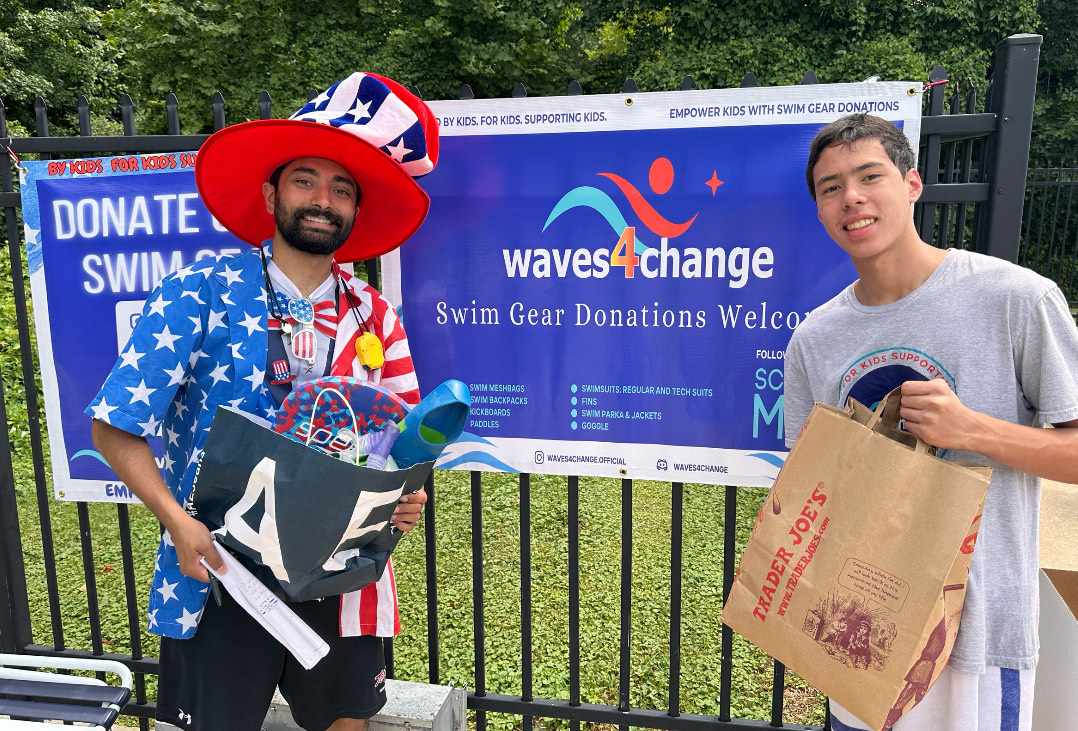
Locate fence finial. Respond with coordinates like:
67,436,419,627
166,93,180,135
34,97,49,138
77,96,91,137
120,94,135,136
258,90,272,120
211,91,226,131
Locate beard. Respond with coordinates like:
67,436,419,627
275,202,355,256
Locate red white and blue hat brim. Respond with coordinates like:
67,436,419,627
195,72,439,263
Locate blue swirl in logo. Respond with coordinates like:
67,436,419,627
542,186,647,254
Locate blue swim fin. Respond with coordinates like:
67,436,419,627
390,379,471,468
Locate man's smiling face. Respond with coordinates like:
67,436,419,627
264,157,359,256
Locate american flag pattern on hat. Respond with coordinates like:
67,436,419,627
291,72,435,179
271,359,293,384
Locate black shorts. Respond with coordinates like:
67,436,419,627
157,589,387,731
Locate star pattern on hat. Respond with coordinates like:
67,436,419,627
348,99,372,122
385,137,412,163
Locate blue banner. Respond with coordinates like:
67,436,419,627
386,82,923,484
20,153,248,500
20,82,923,497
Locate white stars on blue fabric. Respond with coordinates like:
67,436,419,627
188,348,209,368
85,251,278,640
148,295,171,318
348,99,372,122
208,309,227,333
120,346,144,370
91,399,117,423
180,289,205,305
238,312,264,336
386,137,412,162
244,366,266,392
208,362,231,386
176,607,202,635
163,363,186,387
125,379,156,406
153,325,182,352
157,578,179,603
220,266,243,287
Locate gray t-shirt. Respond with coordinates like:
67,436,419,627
784,248,1078,672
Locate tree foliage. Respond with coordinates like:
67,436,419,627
1,0,1074,157
0,0,121,135
1031,0,1078,161
574,0,1039,90
102,0,590,133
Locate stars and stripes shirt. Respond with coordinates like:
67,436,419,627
86,245,419,639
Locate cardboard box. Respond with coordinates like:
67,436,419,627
1032,480,1078,730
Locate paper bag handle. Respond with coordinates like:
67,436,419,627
867,386,935,455
866,387,904,431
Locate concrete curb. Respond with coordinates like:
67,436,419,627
157,679,466,731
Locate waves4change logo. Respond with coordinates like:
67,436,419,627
502,156,774,288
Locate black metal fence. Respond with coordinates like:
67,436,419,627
1021,160,1078,304
0,33,1042,731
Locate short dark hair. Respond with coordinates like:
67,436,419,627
267,160,363,204
805,114,915,200
268,161,289,189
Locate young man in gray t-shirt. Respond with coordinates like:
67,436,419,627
784,113,1078,730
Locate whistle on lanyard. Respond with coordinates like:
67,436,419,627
356,332,385,369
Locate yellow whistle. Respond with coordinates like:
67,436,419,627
356,332,385,369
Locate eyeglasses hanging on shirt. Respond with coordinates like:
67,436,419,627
260,249,385,375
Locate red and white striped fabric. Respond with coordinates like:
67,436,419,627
339,556,401,636
330,264,420,407
331,264,419,637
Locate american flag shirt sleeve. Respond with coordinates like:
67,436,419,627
86,252,272,640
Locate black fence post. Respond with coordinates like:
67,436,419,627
981,34,1042,263
0,100,35,654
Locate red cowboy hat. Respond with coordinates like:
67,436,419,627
195,72,439,263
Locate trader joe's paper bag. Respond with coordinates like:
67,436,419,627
723,389,989,731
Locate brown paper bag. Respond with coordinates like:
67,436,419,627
722,388,990,731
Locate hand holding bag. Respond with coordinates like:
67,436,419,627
722,388,990,731
189,406,433,602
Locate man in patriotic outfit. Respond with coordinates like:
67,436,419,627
87,72,438,731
